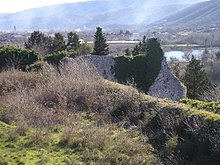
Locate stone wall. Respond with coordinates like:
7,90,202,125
61,55,116,81
148,58,186,101
61,56,186,101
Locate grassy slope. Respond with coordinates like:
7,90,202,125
1,70,220,164
0,119,159,165
107,80,220,122
0,121,80,165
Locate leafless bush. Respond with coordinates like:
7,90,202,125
0,69,48,95
1,58,114,129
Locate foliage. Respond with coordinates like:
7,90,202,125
93,27,109,55
180,98,220,114
144,38,164,87
66,32,80,57
132,36,147,56
48,33,66,54
125,48,132,56
25,31,49,55
25,31,66,55
44,51,67,66
80,42,92,55
114,38,164,92
183,55,214,99
0,45,38,71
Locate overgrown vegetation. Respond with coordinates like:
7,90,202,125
0,45,39,71
114,38,164,92
0,60,220,164
180,98,220,114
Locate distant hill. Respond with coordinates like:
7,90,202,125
0,0,206,30
153,0,220,28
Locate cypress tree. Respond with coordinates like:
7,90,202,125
93,27,109,55
183,56,214,99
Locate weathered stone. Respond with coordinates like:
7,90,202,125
148,58,186,101
61,56,186,101
61,55,116,81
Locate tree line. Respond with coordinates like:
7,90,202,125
0,27,109,70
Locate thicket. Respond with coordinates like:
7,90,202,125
0,45,39,71
114,38,164,92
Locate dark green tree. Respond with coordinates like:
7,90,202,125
131,38,163,91
114,38,164,92
183,56,214,99
0,45,39,71
132,36,147,55
48,33,66,54
125,48,132,56
25,31,49,55
93,27,109,55
66,32,80,57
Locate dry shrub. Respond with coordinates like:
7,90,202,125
1,58,112,128
0,69,48,96
33,58,112,113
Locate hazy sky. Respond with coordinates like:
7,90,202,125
0,0,91,13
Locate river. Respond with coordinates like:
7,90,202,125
165,50,204,61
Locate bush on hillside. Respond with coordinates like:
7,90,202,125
113,38,163,93
180,98,220,114
0,45,39,71
44,51,67,66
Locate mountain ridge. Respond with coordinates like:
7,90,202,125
0,0,207,30
153,0,220,28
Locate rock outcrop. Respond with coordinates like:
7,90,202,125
148,58,186,101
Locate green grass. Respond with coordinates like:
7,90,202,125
0,122,80,165
0,118,160,165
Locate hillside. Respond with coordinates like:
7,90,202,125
0,60,220,164
154,0,220,28
0,0,205,30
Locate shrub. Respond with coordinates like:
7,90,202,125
44,51,67,66
0,45,39,71
180,98,220,114
0,70,47,95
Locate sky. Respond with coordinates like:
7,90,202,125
0,0,91,13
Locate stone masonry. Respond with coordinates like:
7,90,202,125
61,56,186,101
148,58,186,101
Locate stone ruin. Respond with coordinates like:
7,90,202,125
148,58,186,101
61,56,186,101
